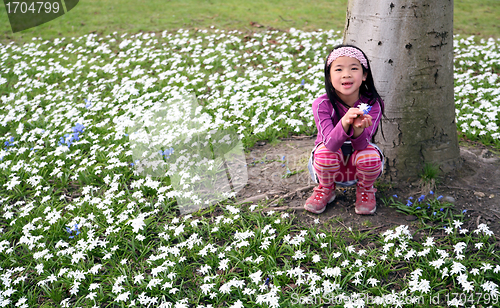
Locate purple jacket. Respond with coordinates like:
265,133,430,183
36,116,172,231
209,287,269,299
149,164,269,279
313,93,384,153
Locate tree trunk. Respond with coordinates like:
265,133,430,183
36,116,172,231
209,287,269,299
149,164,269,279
343,0,461,181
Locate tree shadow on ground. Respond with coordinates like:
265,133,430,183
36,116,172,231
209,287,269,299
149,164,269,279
236,136,500,238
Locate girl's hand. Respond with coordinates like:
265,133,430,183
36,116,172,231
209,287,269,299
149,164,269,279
352,114,372,138
353,114,373,129
341,108,364,133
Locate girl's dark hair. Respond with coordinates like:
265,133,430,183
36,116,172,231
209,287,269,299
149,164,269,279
324,44,383,115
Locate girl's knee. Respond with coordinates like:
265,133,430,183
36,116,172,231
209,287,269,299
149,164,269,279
355,149,382,169
314,150,342,166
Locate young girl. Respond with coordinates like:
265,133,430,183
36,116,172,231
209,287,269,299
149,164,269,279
305,44,384,215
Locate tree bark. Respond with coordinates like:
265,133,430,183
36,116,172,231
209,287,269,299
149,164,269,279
343,0,461,181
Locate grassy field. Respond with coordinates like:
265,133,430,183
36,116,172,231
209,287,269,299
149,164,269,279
0,25,499,306
0,0,499,44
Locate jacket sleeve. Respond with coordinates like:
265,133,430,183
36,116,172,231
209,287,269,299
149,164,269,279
350,99,383,151
313,98,353,153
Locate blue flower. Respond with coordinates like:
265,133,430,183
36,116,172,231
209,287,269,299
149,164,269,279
265,277,270,286
358,103,372,115
300,79,305,86
66,224,80,239
440,208,444,212
429,190,434,195
392,194,398,198
160,147,174,158
4,137,15,147
417,195,425,202
406,200,413,206
72,123,85,133
462,209,467,214
282,155,285,161
437,195,443,200
433,212,436,216
416,206,421,210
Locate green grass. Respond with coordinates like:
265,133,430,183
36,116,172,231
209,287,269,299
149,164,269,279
0,0,499,44
454,0,500,38
0,0,347,44
0,2,499,306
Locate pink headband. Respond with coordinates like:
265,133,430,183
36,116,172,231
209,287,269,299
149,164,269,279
327,47,368,69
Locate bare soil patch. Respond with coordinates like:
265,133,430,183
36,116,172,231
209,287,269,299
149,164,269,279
236,136,500,235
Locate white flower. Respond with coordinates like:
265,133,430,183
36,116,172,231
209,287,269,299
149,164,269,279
493,265,500,274
198,264,212,275
218,258,230,271
423,237,435,247
358,103,372,115
462,281,474,293
352,278,362,285
447,297,463,307
115,292,130,302
229,300,244,308
129,214,146,233
322,267,341,277
292,250,306,260
453,220,463,229
367,278,379,287
450,261,467,275
454,242,467,255
134,274,144,284
249,270,262,284
322,280,340,293
418,248,431,257
200,283,215,295
429,258,445,269
382,243,394,253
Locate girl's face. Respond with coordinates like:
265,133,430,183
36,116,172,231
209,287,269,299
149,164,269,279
329,56,367,106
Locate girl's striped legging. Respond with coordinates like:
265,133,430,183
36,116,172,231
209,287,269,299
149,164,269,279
313,143,383,189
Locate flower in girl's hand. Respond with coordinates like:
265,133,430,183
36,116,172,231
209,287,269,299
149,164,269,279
358,103,372,115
